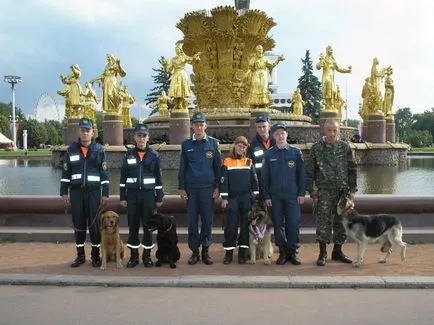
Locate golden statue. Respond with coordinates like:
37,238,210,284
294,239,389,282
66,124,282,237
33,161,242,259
291,88,305,115
57,87,72,119
59,64,83,118
371,58,386,99
82,82,100,123
359,77,371,120
383,66,394,118
91,53,126,115
119,83,135,128
163,43,201,111
153,90,171,116
369,57,386,114
335,86,346,124
246,45,284,108
174,7,278,109
316,46,351,111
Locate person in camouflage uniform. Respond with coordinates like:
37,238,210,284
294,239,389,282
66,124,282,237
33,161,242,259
307,120,357,266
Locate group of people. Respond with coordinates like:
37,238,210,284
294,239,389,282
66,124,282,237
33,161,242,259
60,113,357,268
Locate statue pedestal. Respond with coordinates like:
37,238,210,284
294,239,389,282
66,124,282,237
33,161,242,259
103,114,124,146
319,110,339,135
366,113,386,143
169,110,190,144
386,117,396,143
66,118,80,145
361,120,369,141
249,109,270,138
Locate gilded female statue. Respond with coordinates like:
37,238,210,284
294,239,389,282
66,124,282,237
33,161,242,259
82,82,100,122
247,45,284,108
370,57,386,113
383,66,394,117
163,43,201,110
154,90,171,116
119,83,135,128
60,64,83,106
291,88,305,115
335,86,346,124
91,53,126,115
316,46,351,111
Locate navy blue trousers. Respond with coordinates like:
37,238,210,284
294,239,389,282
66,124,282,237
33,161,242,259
187,187,214,251
270,197,301,250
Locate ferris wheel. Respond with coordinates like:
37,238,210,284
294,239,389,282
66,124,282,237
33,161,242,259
35,93,60,121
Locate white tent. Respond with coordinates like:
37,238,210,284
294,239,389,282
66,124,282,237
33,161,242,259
0,132,13,144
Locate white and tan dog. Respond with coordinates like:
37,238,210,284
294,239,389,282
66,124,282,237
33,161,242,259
337,192,407,267
248,200,273,265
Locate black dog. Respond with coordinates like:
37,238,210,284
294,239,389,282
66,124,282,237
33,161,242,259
148,213,180,268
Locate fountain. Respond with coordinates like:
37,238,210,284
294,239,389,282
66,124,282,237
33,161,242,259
52,3,409,170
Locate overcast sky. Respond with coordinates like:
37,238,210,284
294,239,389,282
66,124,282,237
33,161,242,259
0,0,433,121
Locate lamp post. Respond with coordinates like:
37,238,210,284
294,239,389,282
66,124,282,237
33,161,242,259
4,75,22,150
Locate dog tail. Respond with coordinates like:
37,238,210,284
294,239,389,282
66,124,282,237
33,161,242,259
380,240,393,253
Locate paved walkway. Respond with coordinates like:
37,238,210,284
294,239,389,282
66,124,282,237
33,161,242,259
0,242,433,288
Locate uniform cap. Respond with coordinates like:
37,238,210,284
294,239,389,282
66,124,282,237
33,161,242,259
191,112,207,123
234,136,249,146
255,114,270,123
133,123,149,135
270,123,286,134
78,118,93,129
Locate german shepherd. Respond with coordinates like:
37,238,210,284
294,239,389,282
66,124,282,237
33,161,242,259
248,200,273,265
337,192,406,267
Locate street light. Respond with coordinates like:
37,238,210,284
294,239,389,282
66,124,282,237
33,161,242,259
4,75,22,150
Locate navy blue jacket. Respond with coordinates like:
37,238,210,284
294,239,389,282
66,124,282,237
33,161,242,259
60,140,109,197
219,156,259,200
178,134,222,190
119,145,164,202
261,144,306,200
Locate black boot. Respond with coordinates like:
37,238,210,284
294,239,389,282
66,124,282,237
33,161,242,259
70,246,85,268
276,246,287,265
201,246,213,265
142,249,154,268
223,250,233,265
331,244,352,264
126,248,139,268
238,248,247,264
91,246,101,268
188,249,200,265
316,242,327,266
287,248,301,265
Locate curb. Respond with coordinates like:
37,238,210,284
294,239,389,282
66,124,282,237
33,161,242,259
1,273,434,289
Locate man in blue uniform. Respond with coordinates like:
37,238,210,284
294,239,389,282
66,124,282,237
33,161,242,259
220,136,259,264
261,123,306,265
178,112,222,265
120,124,164,268
247,114,275,198
60,118,109,268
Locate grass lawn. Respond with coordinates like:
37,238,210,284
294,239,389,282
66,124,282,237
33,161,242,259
410,147,434,152
0,149,51,156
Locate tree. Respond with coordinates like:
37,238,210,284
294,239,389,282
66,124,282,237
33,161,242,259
145,56,172,115
407,129,433,147
44,120,63,145
296,50,322,124
395,107,414,142
346,118,360,129
19,118,48,148
0,115,10,138
412,108,434,140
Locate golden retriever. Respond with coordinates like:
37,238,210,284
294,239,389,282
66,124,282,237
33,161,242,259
100,211,125,270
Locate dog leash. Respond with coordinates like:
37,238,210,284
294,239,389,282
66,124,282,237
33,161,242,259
65,201,106,232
